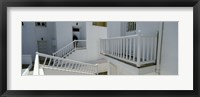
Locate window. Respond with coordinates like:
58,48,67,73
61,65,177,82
73,27,79,32
92,22,107,27
127,22,136,32
35,22,47,27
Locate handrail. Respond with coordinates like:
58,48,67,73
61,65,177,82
101,33,157,40
53,40,86,57
101,35,138,40
53,41,74,55
38,52,96,66
34,52,98,75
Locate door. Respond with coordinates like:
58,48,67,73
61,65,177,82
37,40,48,54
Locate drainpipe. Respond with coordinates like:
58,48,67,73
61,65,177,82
156,22,164,74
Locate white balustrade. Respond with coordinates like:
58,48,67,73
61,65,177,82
53,40,86,58
33,52,98,75
100,33,157,67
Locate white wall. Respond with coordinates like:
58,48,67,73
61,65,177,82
106,56,155,75
107,22,121,37
79,22,87,40
22,22,38,61
86,22,107,61
47,22,56,53
55,22,73,50
160,22,178,75
136,22,160,35
35,22,56,54
120,22,160,36
22,22,56,60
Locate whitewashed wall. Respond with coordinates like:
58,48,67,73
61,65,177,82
86,22,108,61
47,22,56,53
160,22,178,75
135,22,160,35
22,22,38,61
79,22,87,40
22,22,55,60
107,22,121,37
55,22,73,50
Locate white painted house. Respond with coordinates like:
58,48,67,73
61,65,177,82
22,21,178,75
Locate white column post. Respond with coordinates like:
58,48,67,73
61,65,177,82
33,52,39,75
137,34,141,67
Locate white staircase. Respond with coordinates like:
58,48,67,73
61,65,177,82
33,52,98,75
53,40,86,58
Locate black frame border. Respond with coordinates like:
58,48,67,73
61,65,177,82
0,0,199,97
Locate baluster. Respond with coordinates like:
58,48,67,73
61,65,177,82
146,38,150,61
129,38,132,60
56,59,60,67
106,40,108,54
59,60,64,68
110,39,114,55
150,38,154,60
114,39,115,56
66,46,68,55
74,63,77,71
79,64,84,72
43,57,47,66
120,38,122,58
123,38,125,58
53,59,57,67
103,40,105,54
137,36,141,67
108,40,110,54
102,40,104,53
115,39,117,56
133,38,136,61
126,38,128,59
106,39,109,54
112,39,114,55
116,39,118,56
142,38,145,62
85,65,89,73
70,61,74,70
65,62,69,70
118,39,120,57
47,58,52,66
100,40,102,53
117,39,119,57
88,65,92,73
77,63,81,71
62,61,66,69
154,37,157,60
105,40,107,54
79,64,83,72
82,64,86,72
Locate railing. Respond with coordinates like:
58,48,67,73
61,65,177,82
53,40,86,58
100,33,157,67
33,52,98,75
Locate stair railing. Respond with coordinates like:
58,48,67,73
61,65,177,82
53,40,86,58
34,52,98,75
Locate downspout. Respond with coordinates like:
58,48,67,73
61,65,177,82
156,22,164,74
